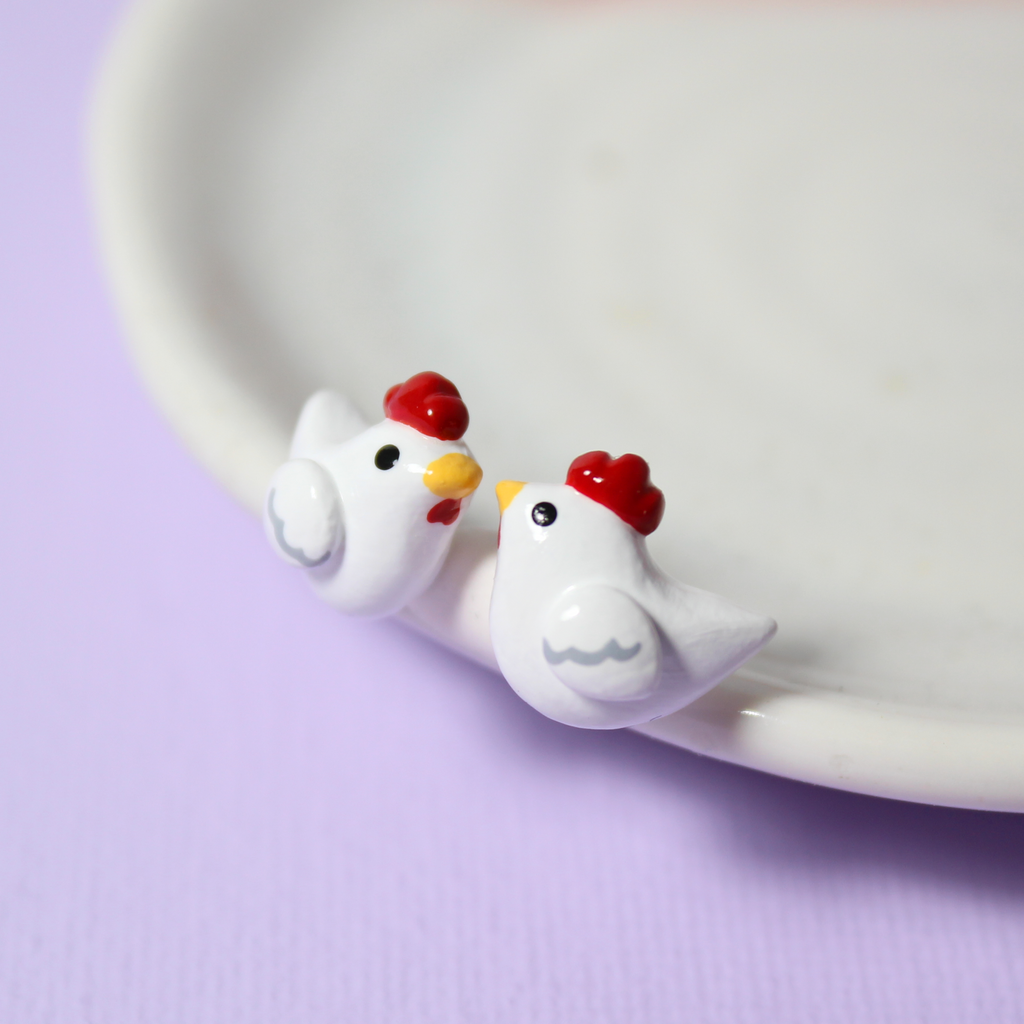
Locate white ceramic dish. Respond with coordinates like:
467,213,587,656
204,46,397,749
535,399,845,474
91,0,1024,809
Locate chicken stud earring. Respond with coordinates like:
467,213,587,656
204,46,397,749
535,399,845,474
264,372,482,617
489,452,777,729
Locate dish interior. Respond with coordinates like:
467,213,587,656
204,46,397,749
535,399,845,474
104,0,1024,720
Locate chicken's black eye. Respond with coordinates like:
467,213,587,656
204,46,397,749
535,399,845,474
531,502,557,527
374,445,400,470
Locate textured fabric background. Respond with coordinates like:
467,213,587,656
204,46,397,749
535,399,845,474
3,1,1024,1020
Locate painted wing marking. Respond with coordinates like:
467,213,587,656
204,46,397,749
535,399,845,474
266,489,331,568
542,638,642,667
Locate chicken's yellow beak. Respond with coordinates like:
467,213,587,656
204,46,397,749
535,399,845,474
423,453,483,500
495,480,525,515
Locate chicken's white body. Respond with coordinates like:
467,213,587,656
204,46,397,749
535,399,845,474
265,389,481,617
490,483,776,729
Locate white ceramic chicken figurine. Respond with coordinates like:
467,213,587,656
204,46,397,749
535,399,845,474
490,452,776,729
264,372,482,617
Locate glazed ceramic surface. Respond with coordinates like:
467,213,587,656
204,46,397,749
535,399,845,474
266,374,482,616
490,468,776,728
91,0,1024,808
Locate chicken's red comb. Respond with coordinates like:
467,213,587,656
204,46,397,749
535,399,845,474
565,451,665,535
384,372,469,441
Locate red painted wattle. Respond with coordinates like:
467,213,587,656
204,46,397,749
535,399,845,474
565,451,665,536
427,498,461,526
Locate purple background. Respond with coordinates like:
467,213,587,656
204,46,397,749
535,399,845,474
4,0,1024,1020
